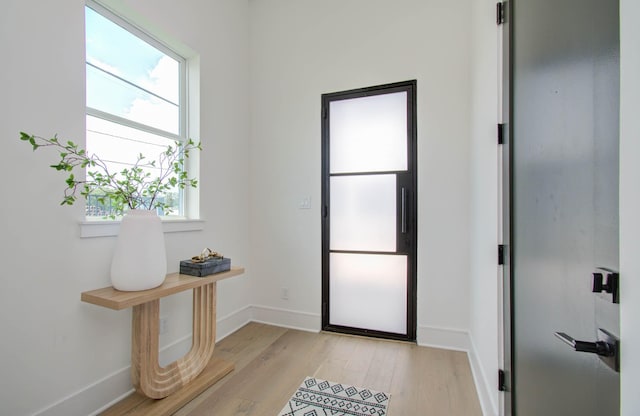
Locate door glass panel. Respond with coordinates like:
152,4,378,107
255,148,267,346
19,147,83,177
329,92,407,174
330,174,396,252
329,253,407,334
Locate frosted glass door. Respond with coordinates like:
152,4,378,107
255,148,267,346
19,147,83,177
322,81,417,340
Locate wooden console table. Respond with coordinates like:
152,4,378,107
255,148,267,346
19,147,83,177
81,267,244,414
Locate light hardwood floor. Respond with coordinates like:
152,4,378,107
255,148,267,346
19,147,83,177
104,322,482,415
172,322,482,415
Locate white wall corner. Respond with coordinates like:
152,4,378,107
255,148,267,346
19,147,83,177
217,304,253,340
417,326,498,416
468,336,500,416
251,305,321,333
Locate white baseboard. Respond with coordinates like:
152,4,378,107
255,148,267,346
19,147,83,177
30,364,132,416
467,336,499,416
217,304,253,340
32,332,199,416
416,324,471,351
251,304,321,333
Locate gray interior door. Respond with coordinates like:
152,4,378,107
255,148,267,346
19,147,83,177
508,0,620,414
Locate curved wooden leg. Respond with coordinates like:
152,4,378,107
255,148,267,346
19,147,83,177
131,282,218,399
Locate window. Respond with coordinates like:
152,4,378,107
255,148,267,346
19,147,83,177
85,1,189,218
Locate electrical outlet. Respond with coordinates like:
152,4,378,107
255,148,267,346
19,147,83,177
159,316,168,334
281,287,289,300
298,197,311,210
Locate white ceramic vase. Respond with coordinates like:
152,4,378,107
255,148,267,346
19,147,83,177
110,210,167,291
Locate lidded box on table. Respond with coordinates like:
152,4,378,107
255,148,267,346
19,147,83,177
179,257,231,277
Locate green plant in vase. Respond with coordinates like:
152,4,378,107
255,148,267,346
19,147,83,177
19,132,201,218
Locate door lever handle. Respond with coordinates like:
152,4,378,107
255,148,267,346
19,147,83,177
554,332,616,357
401,187,407,233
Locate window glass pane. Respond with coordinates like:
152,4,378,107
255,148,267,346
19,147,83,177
330,92,408,174
85,6,180,134
85,3,189,219
86,64,179,134
330,253,407,334
85,115,181,217
330,174,396,252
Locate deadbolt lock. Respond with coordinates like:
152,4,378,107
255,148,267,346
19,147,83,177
592,270,619,304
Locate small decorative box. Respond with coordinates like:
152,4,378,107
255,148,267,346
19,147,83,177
180,257,231,277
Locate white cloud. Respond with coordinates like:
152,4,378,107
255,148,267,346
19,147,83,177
123,55,180,134
126,96,179,135
139,55,179,104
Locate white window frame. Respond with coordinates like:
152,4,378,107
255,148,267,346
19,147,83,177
81,0,202,237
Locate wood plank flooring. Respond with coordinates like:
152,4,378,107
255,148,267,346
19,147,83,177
170,323,482,416
103,322,481,415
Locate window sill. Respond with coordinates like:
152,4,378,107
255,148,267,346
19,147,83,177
80,218,205,238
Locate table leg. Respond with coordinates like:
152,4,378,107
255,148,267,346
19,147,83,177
131,282,218,399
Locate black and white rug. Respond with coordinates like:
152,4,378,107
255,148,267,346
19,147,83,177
278,377,390,416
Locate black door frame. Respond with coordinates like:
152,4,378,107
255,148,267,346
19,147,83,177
501,1,514,414
321,80,418,342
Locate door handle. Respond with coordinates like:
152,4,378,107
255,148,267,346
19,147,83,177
401,187,407,233
554,328,620,372
554,332,615,356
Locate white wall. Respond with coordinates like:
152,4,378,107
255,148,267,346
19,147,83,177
248,0,473,344
468,0,501,414
0,1,250,415
0,0,478,413
619,0,640,414
5,1,635,415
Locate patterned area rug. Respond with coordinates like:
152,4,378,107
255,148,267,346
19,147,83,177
278,377,390,416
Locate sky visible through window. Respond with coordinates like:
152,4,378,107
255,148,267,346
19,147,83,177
85,6,179,133
85,6,184,217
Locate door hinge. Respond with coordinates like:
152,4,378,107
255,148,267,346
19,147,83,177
496,2,505,25
498,369,507,391
322,106,328,119
498,123,505,144
498,244,505,265
323,205,328,218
